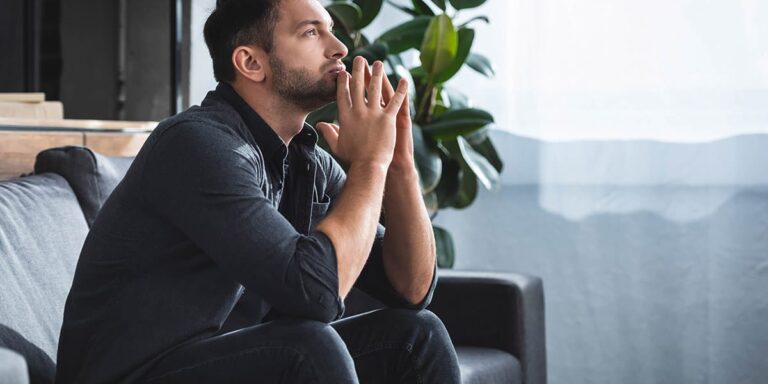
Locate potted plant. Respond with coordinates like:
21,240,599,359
309,0,502,268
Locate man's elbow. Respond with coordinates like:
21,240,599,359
401,284,433,310
284,292,343,323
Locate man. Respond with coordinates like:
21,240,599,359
54,0,461,382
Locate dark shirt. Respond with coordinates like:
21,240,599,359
55,83,437,384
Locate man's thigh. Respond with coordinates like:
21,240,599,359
142,318,357,384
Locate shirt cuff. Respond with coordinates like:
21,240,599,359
310,230,346,320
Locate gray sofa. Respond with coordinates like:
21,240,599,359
0,146,546,384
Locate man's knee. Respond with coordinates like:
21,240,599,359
378,309,452,344
270,318,358,382
386,308,445,329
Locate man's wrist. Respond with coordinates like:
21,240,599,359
385,162,420,189
387,159,418,178
349,160,389,177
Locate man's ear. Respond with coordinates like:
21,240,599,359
232,45,267,82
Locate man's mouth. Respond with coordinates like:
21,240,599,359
327,64,346,74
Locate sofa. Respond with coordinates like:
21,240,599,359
0,146,546,384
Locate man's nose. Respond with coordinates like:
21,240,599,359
329,33,348,60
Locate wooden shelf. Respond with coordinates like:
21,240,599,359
0,118,157,180
0,117,156,132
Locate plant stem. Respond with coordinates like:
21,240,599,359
416,82,436,124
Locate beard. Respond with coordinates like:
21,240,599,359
269,55,337,111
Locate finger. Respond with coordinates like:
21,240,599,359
335,71,352,111
385,78,408,115
330,123,340,135
398,89,411,120
350,56,367,106
316,122,339,152
367,61,384,107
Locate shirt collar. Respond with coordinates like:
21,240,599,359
214,82,320,158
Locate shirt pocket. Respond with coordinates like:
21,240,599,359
309,198,330,230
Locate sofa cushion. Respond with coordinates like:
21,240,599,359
0,326,53,384
0,174,88,371
34,146,134,227
0,346,29,384
457,346,522,384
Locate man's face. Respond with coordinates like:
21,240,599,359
268,0,348,111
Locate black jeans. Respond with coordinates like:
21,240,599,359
142,308,461,383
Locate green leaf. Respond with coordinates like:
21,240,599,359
470,134,503,172
350,42,389,62
353,0,383,29
442,139,478,208
458,15,489,28
457,136,500,190
466,52,495,77
434,155,461,207
409,66,427,79
326,2,362,33
433,107,493,122
448,0,487,10
433,225,455,268
423,191,439,218
386,0,419,16
388,61,418,102
454,164,478,208
433,28,474,83
412,0,436,15
432,0,447,10
412,124,442,193
420,14,458,80
423,108,494,139
376,16,432,54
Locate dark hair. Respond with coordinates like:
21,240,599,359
203,0,281,82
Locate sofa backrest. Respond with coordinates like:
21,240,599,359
0,173,89,382
34,146,134,227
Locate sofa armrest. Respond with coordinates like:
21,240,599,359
427,270,546,384
0,347,28,384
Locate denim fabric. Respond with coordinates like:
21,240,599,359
55,83,438,384
142,309,460,384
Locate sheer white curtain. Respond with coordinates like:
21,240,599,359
451,0,768,141
435,1,768,384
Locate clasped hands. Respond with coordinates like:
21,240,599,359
316,56,415,174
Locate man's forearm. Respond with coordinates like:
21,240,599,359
382,165,436,306
316,162,388,300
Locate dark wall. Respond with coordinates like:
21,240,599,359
0,0,40,92
1,0,179,120
124,0,171,120
59,0,119,119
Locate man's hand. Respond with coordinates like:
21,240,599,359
378,66,416,174
316,56,408,169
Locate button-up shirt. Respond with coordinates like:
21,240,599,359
55,83,437,384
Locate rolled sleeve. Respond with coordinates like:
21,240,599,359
141,123,343,323
354,224,438,310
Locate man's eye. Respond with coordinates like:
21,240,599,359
305,29,317,36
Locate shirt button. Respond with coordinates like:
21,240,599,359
305,163,310,171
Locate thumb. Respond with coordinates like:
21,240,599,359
315,122,339,151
